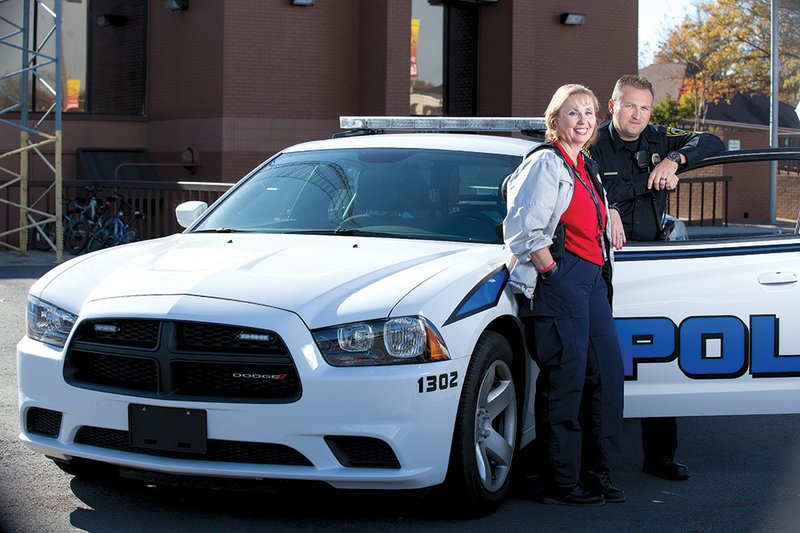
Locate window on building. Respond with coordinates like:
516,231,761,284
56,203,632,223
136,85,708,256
411,0,443,116
62,0,88,112
0,0,146,115
86,0,147,114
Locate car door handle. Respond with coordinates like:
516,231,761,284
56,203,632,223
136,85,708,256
758,272,798,285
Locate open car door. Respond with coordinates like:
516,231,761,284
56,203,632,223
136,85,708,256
614,148,800,418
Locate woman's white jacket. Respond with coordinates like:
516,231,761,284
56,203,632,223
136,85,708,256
503,145,614,299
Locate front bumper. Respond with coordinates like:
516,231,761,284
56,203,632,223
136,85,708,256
17,296,468,490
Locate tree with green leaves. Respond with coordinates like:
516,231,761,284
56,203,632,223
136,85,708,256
650,95,695,127
655,0,800,129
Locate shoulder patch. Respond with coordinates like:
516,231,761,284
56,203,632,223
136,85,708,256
666,126,691,137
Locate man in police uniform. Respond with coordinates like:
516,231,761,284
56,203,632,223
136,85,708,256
587,74,725,480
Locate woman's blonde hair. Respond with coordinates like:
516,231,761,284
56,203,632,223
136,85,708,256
544,84,600,147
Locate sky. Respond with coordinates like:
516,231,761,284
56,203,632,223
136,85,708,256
639,0,698,67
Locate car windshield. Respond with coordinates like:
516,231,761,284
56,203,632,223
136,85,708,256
192,147,521,243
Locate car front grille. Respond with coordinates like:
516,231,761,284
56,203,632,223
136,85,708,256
75,426,312,465
64,319,301,402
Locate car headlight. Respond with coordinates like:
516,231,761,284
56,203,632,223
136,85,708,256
26,296,77,348
313,316,450,367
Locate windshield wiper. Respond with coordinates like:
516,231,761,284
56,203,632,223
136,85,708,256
334,228,413,239
282,228,400,238
333,228,363,235
280,229,361,236
192,228,249,233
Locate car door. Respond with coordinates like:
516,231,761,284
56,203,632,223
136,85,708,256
613,148,800,418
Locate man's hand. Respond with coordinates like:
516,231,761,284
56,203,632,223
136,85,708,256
647,158,681,191
609,208,626,250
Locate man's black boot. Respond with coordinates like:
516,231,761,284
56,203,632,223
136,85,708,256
642,457,690,480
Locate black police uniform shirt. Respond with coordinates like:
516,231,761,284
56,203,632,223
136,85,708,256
586,121,725,241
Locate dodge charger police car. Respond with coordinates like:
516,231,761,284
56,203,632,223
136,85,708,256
18,117,800,515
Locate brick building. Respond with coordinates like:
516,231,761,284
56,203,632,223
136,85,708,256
0,0,639,186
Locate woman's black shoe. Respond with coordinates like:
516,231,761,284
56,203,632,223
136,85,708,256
540,483,606,506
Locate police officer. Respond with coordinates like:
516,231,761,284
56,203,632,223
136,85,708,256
587,74,725,481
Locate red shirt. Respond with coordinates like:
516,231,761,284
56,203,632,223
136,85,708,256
555,142,606,266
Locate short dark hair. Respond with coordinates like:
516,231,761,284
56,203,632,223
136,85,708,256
611,74,654,101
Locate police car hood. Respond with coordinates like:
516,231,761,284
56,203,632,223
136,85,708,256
33,233,502,329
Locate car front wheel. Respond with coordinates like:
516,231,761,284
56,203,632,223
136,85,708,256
444,331,518,516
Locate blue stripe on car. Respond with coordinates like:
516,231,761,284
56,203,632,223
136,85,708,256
444,266,509,326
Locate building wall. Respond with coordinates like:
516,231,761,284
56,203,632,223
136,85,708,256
217,0,357,180
777,172,800,222
714,128,772,224
146,0,413,182
479,0,638,119
1,0,639,186
145,0,226,179
724,129,772,224
143,0,640,182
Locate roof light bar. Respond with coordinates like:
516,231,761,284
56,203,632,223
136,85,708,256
339,116,546,133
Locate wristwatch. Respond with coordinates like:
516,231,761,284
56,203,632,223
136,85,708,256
666,150,682,164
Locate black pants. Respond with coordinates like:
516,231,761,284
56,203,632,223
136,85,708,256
521,252,624,485
641,417,678,462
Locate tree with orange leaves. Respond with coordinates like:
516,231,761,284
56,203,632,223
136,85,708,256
655,0,800,129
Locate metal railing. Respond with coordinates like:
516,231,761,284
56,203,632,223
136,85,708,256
6,176,734,248
6,180,233,243
780,160,800,174
4,176,731,248
668,175,730,227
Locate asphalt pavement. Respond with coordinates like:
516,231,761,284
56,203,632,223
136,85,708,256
3,241,800,531
0,249,62,279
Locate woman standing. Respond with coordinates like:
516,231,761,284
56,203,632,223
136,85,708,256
503,84,625,506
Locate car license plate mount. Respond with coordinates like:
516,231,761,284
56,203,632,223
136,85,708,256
129,404,207,454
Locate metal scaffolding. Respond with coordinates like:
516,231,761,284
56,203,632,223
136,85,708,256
0,0,63,261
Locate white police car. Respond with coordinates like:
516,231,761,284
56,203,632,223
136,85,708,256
18,117,800,515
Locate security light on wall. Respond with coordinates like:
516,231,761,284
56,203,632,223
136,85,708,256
560,13,586,26
166,0,188,12
290,0,315,5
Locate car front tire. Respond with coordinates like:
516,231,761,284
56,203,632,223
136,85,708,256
444,331,518,516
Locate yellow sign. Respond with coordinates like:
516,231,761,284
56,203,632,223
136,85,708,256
410,18,419,78
66,79,80,111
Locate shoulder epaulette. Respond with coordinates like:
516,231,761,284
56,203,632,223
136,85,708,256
666,126,691,137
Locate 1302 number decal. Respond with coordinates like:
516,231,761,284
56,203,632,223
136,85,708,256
418,371,458,393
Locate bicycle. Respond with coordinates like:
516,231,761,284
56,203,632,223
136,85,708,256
84,193,144,252
31,186,103,255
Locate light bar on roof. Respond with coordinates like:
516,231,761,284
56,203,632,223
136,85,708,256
339,116,547,133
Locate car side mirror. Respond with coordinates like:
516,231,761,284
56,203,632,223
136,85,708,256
175,201,208,228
